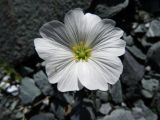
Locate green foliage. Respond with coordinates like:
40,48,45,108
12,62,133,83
0,61,22,82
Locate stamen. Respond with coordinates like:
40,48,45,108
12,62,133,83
72,42,92,62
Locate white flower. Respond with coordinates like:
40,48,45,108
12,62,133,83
34,8,126,92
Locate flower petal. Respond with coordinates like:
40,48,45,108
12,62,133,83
39,20,72,48
91,52,123,84
34,38,75,85
86,19,125,56
77,60,108,91
57,61,83,92
93,28,126,56
84,13,101,35
34,38,72,60
86,19,116,46
64,8,85,44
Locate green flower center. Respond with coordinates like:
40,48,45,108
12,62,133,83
72,42,92,61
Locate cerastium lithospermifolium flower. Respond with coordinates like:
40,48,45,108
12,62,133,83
34,8,126,92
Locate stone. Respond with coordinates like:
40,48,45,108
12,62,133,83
152,93,160,115
141,79,159,92
2,75,10,82
123,35,134,46
30,113,55,120
9,100,19,111
6,85,19,93
96,90,109,102
99,103,112,115
0,81,10,90
19,77,41,105
147,41,160,72
121,50,145,86
134,24,147,34
126,46,146,61
101,109,135,120
132,107,145,120
95,98,101,112
33,71,54,96
70,106,95,120
95,0,129,18
109,81,123,104
121,50,144,100
50,102,65,120
63,93,75,105
141,89,153,98
18,66,34,76
134,100,158,120
15,112,24,119
146,20,160,38
0,0,92,65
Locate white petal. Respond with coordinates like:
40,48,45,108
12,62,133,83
45,57,73,84
84,13,101,35
77,60,108,91
91,52,123,84
64,8,86,44
39,20,72,48
86,19,116,47
34,38,75,85
57,61,83,92
93,28,126,56
34,38,72,60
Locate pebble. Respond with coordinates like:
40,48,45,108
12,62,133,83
134,100,158,120
34,71,54,96
101,109,135,120
146,20,160,38
19,77,41,105
99,103,112,115
96,90,109,102
30,113,55,120
109,81,123,104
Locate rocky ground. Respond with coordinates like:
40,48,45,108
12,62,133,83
0,0,160,120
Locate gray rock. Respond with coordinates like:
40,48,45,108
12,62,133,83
134,100,158,120
96,90,109,102
101,109,135,120
9,100,19,111
99,103,112,115
34,71,54,96
30,113,55,120
126,46,146,61
132,107,145,120
6,85,19,96
19,66,34,76
15,112,24,119
50,103,65,120
0,0,92,65
141,89,153,98
19,77,41,105
63,93,74,105
109,81,123,104
71,106,95,120
123,35,134,46
147,41,160,72
152,93,160,115
121,50,145,86
121,50,144,100
95,98,101,112
134,24,147,34
95,0,129,18
146,20,160,38
141,79,159,92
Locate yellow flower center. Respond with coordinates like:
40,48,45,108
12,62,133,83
72,42,92,61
